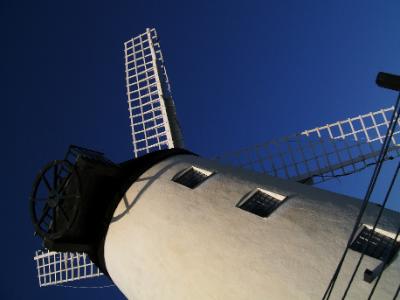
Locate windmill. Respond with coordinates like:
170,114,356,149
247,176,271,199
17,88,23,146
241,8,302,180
30,28,400,298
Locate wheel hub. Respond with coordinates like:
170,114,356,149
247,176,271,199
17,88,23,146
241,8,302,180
48,190,62,208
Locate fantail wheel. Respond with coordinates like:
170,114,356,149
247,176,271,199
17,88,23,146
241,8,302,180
30,160,81,240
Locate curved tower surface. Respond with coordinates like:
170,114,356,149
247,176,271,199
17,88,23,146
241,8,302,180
103,153,400,299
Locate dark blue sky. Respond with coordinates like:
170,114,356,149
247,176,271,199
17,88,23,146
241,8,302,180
1,1,400,299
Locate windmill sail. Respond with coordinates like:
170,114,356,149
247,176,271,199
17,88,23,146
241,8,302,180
125,28,184,158
34,250,103,287
216,106,400,184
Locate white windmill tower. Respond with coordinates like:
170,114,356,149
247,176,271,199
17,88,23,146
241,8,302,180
30,28,400,299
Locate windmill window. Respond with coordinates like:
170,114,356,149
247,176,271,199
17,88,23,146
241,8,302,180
172,166,214,189
237,188,287,218
350,225,400,261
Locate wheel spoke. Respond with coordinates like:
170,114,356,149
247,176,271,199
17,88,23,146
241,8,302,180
42,175,52,192
57,164,70,184
50,207,57,231
38,205,50,226
58,205,70,223
57,174,72,193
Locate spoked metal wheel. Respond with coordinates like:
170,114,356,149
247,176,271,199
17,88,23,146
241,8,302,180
30,160,81,240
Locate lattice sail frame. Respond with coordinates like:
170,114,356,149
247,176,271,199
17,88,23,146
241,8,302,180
216,107,400,184
34,250,102,287
125,28,183,158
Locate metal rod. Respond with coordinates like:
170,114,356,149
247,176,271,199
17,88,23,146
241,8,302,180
322,92,400,300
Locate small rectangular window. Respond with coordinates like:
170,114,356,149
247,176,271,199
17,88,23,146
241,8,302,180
172,166,213,189
237,188,286,218
350,225,400,261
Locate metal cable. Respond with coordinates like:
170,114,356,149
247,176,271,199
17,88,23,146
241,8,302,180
55,284,115,289
323,116,397,298
322,92,400,300
393,283,400,300
368,219,400,299
341,162,400,298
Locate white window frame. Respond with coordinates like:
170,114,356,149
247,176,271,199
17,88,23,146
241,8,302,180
237,188,287,218
172,166,214,189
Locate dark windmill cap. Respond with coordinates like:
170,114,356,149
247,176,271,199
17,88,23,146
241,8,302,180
30,145,195,276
